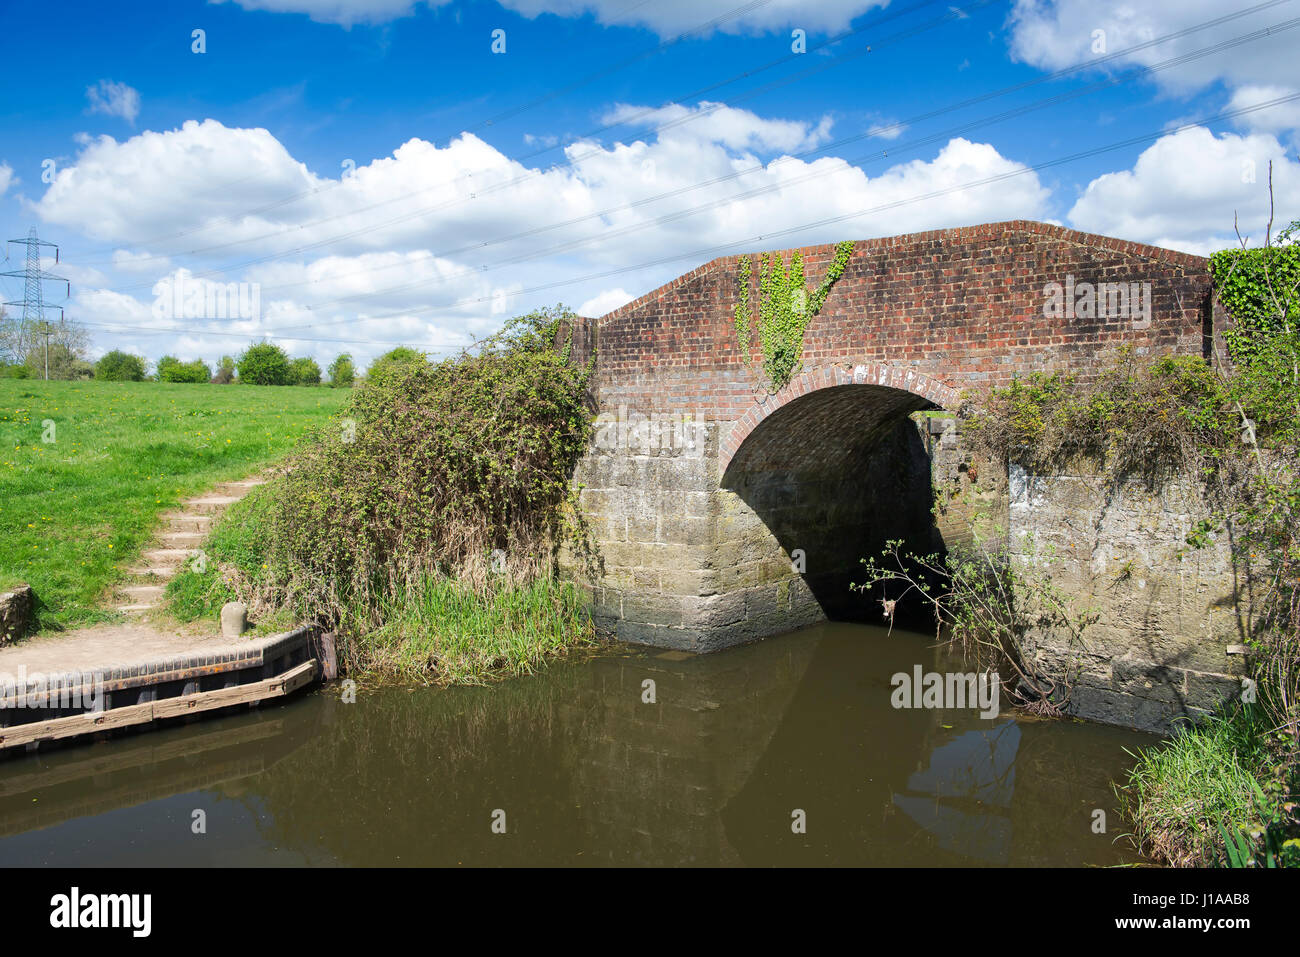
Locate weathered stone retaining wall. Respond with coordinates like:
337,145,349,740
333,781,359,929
572,403,944,651
569,403,1244,733
1007,463,1244,732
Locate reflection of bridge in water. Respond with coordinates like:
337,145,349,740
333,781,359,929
0,624,1153,866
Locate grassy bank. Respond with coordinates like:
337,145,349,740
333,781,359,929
1118,708,1298,867
0,379,347,631
166,309,598,685
342,575,594,683
166,483,595,684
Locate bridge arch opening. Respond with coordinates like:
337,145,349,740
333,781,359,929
719,368,955,627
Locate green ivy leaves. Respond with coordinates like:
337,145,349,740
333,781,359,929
734,240,855,392
1209,232,1300,366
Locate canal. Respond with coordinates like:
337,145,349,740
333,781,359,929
0,621,1156,866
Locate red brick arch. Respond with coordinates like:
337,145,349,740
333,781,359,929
718,362,961,474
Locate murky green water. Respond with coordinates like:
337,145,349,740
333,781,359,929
0,622,1157,866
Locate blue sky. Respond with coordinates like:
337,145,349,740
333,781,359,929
1,0,1297,371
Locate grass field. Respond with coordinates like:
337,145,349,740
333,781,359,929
0,379,348,632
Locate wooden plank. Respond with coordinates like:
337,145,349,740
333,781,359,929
0,659,318,750
281,659,318,695
154,660,317,719
0,700,159,749
315,631,338,681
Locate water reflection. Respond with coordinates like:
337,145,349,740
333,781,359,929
0,622,1155,867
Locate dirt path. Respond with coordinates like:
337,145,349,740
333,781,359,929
0,474,270,675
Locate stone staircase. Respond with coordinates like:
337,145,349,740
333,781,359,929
115,476,269,617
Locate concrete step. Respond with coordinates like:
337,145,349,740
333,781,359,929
120,584,165,600
124,566,171,577
183,496,241,513
160,531,206,545
160,511,212,523
143,547,191,558
117,603,156,612
224,478,267,489
161,513,212,530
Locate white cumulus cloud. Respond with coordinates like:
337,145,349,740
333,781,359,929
1007,0,1300,126
600,101,834,154
578,288,634,316
1225,85,1300,138
1067,126,1300,256
37,109,1052,369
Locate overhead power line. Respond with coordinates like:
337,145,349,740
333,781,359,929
155,11,1300,327
104,0,1292,294
71,90,1300,353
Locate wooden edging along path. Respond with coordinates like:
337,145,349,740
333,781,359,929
0,659,318,750
0,626,329,753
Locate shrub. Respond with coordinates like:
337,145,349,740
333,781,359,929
365,346,427,379
857,537,1098,716
157,356,211,383
327,353,355,388
25,343,92,380
287,356,321,386
222,306,596,678
967,350,1231,484
1209,225,1300,365
237,342,291,385
94,350,146,382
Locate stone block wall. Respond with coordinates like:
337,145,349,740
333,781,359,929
567,399,1246,732
570,401,944,652
1007,464,1245,732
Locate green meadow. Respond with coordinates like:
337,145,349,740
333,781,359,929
0,379,348,632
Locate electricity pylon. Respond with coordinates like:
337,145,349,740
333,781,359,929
2,227,70,379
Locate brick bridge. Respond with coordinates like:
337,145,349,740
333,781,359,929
564,220,1220,702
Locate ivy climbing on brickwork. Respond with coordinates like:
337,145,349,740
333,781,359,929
733,240,855,393
1209,222,1300,365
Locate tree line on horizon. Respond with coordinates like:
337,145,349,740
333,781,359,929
0,309,384,387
